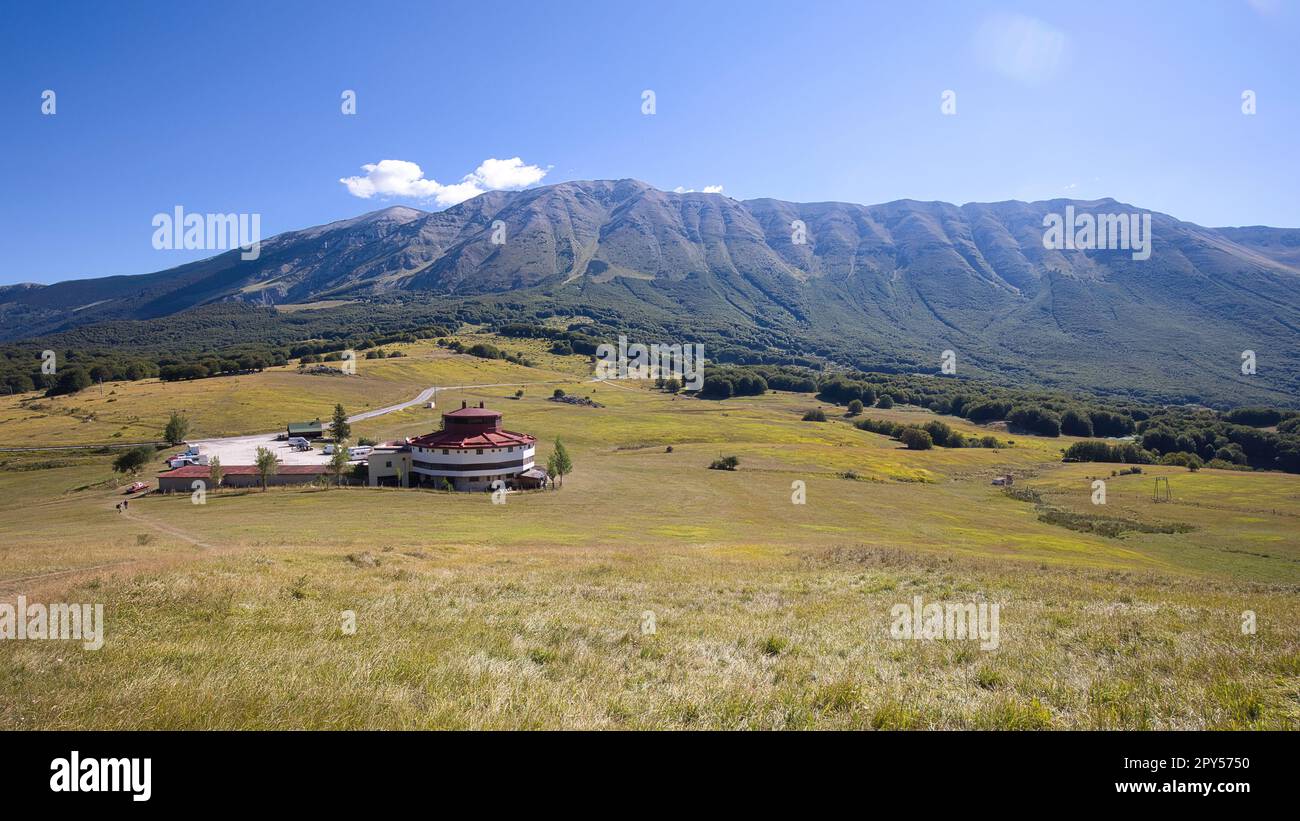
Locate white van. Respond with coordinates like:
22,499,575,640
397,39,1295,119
347,446,372,460
288,437,311,451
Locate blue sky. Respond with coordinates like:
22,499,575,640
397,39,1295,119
1,0,1297,285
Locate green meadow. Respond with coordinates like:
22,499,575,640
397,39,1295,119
0,338,1296,729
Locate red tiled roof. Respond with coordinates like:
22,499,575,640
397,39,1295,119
159,464,329,478
408,428,535,449
442,407,502,418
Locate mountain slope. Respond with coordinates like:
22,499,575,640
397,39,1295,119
3,180,1298,405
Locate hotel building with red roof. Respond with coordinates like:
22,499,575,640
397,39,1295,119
368,401,544,491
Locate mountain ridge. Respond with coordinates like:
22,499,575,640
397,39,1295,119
2,179,1298,406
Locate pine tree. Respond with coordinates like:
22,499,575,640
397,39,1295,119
331,404,351,442
551,439,573,487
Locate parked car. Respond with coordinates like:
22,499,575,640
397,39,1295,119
323,443,335,455
125,481,149,494
288,437,311,450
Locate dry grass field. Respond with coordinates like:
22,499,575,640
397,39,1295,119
0,338,1297,729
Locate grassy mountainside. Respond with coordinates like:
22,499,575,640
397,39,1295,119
3,180,1298,406
0,338,1296,729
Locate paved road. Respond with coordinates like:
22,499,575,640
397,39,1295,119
191,379,571,466
344,386,438,423
344,381,572,423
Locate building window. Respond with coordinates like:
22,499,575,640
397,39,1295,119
476,449,483,455
442,449,449,455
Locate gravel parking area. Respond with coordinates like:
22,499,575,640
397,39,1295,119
187,433,336,466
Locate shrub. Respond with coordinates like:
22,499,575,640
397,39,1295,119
966,400,1012,422
876,394,894,409
923,420,957,447
855,417,901,437
976,667,1005,690
1062,441,1154,465
1224,407,1282,428
1008,406,1061,437
847,399,864,415
112,445,155,475
802,408,827,422
1159,451,1204,470
1090,410,1135,437
708,455,740,471
700,375,734,399
900,428,933,450
1060,408,1094,437
48,367,92,396
162,411,191,446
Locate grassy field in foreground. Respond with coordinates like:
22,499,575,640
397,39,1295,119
0,340,1297,729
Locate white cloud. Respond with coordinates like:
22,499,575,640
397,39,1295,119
973,13,1068,86
339,157,549,207
339,160,442,200
472,157,548,189
673,184,725,194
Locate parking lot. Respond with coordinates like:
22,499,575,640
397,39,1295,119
185,432,338,467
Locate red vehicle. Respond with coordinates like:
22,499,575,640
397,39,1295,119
125,481,149,494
